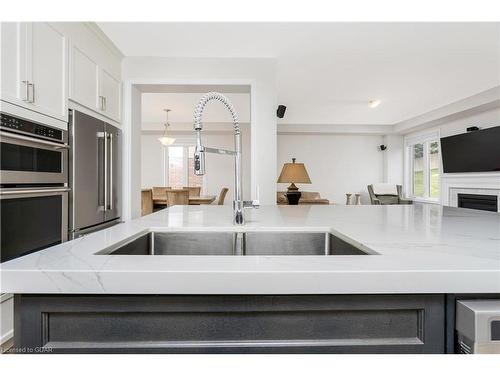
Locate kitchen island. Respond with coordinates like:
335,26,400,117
2,204,499,353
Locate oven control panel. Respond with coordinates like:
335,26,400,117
0,112,64,142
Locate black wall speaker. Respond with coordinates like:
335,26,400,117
277,105,287,118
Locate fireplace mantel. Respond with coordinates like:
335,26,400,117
441,172,500,212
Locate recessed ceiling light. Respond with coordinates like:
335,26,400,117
368,99,381,108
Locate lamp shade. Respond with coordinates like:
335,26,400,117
158,108,175,146
277,158,311,184
158,136,176,146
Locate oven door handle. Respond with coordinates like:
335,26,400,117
0,188,71,195
0,130,69,149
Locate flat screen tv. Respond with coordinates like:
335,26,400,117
440,126,500,173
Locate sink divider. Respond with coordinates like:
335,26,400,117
324,233,330,256
149,232,155,255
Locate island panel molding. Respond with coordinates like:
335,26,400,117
14,294,445,354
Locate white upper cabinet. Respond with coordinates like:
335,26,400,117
70,45,100,111
69,32,122,123
99,67,121,122
28,23,68,121
2,22,122,125
0,22,68,122
0,23,28,105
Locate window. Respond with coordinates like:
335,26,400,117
167,147,184,189
413,143,424,197
164,145,204,191
406,133,440,201
429,141,440,199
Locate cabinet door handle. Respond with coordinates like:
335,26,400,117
22,80,29,102
29,82,35,103
104,97,107,111
99,96,106,111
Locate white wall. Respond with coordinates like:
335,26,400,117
404,107,500,141
141,134,164,188
277,134,385,204
126,86,142,219
141,126,251,203
438,107,500,138
142,92,251,123
122,57,277,205
383,134,404,185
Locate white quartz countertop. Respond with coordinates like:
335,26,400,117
1,204,499,294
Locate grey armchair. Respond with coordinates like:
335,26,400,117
367,184,412,205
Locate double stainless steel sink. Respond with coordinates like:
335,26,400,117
98,231,374,256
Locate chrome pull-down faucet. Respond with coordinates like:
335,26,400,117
193,92,259,224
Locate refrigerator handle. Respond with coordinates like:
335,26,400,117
108,132,113,210
97,131,106,210
103,130,108,211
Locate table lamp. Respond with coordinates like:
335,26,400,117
277,158,311,205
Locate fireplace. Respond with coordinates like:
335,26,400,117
457,193,498,212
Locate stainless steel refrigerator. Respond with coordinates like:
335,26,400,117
69,109,122,238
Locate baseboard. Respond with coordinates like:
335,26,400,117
1,330,13,347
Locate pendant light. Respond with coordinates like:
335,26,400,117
158,108,176,146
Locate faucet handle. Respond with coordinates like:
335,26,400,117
251,185,260,208
243,200,260,209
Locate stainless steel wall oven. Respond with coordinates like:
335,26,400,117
0,187,69,262
0,112,69,262
1,113,68,187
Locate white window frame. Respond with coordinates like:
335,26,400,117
404,129,441,204
163,143,205,191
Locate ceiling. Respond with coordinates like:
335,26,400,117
98,22,500,125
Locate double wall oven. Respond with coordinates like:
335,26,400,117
0,112,69,262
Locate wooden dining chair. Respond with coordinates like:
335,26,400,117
217,187,229,205
166,189,190,207
151,186,170,206
141,189,154,216
183,186,201,197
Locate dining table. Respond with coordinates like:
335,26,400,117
187,195,217,205
151,195,217,206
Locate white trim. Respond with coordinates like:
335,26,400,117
404,129,440,146
0,100,68,130
0,293,14,345
277,123,393,135
123,78,257,220
162,146,167,186
85,23,124,59
0,293,13,303
182,146,189,186
1,330,13,345
394,86,500,134
69,100,121,127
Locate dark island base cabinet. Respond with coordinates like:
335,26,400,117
14,294,448,354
